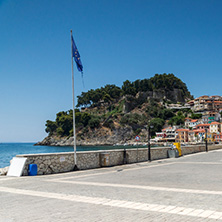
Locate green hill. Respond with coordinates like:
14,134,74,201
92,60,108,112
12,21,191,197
38,73,193,146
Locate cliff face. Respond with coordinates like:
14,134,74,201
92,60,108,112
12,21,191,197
123,89,186,113
36,126,147,146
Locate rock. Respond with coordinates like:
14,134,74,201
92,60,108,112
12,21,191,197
0,166,9,176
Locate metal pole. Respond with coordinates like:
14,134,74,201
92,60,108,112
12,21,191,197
123,147,126,164
205,129,208,152
148,126,151,161
71,30,78,170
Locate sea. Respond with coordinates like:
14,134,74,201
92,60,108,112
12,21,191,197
0,143,147,168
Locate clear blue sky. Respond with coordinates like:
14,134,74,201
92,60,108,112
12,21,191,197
1,0,222,142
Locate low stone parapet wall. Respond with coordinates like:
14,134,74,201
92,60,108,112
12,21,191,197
17,144,222,176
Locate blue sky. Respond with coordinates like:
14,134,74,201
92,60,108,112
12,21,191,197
0,0,222,142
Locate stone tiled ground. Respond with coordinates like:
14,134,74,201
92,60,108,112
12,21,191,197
1,149,222,221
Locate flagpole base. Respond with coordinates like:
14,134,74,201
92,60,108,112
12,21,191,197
73,165,79,171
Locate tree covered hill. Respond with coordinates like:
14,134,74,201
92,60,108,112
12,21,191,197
77,73,192,107
40,73,193,146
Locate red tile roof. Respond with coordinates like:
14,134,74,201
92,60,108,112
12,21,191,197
193,129,205,133
195,124,210,127
210,122,220,125
176,129,190,132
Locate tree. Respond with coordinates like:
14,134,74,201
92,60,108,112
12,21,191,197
103,93,112,103
168,114,185,126
149,118,165,136
45,120,57,135
88,117,100,128
190,113,202,119
81,112,91,127
122,80,137,96
57,115,73,136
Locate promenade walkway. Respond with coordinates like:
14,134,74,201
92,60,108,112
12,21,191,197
1,149,222,221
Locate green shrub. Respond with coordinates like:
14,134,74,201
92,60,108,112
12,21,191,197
56,127,64,136
88,117,100,129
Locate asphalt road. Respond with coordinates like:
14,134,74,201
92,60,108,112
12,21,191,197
1,149,222,221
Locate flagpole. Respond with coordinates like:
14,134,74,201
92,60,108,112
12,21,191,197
71,30,78,170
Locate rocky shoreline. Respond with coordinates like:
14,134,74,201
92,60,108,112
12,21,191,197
0,166,9,176
35,126,148,147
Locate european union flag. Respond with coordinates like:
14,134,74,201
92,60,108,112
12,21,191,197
72,35,83,73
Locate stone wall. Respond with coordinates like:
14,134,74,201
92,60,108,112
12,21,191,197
17,144,222,176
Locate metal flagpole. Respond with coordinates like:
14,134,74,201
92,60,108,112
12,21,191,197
71,30,78,170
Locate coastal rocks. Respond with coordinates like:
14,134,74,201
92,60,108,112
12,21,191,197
35,126,135,147
0,166,9,176
35,136,73,147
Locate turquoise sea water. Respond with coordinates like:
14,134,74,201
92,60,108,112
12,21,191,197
0,143,146,168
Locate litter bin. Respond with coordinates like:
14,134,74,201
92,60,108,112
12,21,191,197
28,164,37,176
100,152,110,167
167,149,176,158
173,142,182,156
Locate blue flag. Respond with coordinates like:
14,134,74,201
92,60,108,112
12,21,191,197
72,35,83,73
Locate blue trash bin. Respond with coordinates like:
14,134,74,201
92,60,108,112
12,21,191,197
28,164,37,176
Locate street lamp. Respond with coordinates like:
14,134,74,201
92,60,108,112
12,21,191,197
205,128,208,152
148,124,154,162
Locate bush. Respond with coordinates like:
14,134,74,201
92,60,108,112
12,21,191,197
104,119,115,129
134,128,142,135
88,117,100,129
56,127,64,136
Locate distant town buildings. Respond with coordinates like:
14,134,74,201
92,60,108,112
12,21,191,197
187,95,222,112
154,95,222,144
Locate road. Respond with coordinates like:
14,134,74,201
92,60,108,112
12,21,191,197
1,149,222,221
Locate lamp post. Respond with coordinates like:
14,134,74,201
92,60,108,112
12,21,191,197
205,128,208,152
123,147,126,164
148,124,153,162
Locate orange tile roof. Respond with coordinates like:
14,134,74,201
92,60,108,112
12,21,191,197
196,124,210,127
191,119,198,122
210,122,220,125
176,129,190,132
199,95,209,98
193,129,205,132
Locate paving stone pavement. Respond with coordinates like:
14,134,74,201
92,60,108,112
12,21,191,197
1,149,222,221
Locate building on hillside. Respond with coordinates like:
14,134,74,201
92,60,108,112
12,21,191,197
162,126,177,138
193,96,210,112
175,129,189,143
201,111,220,124
214,101,222,110
154,126,177,142
186,100,194,110
214,133,222,143
210,95,222,100
193,129,205,142
205,96,222,111
194,123,210,130
185,119,202,129
206,132,214,143
188,130,195,142
209,122,220,134
155,132,166,142
184,118,192,128
190,95,222,112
